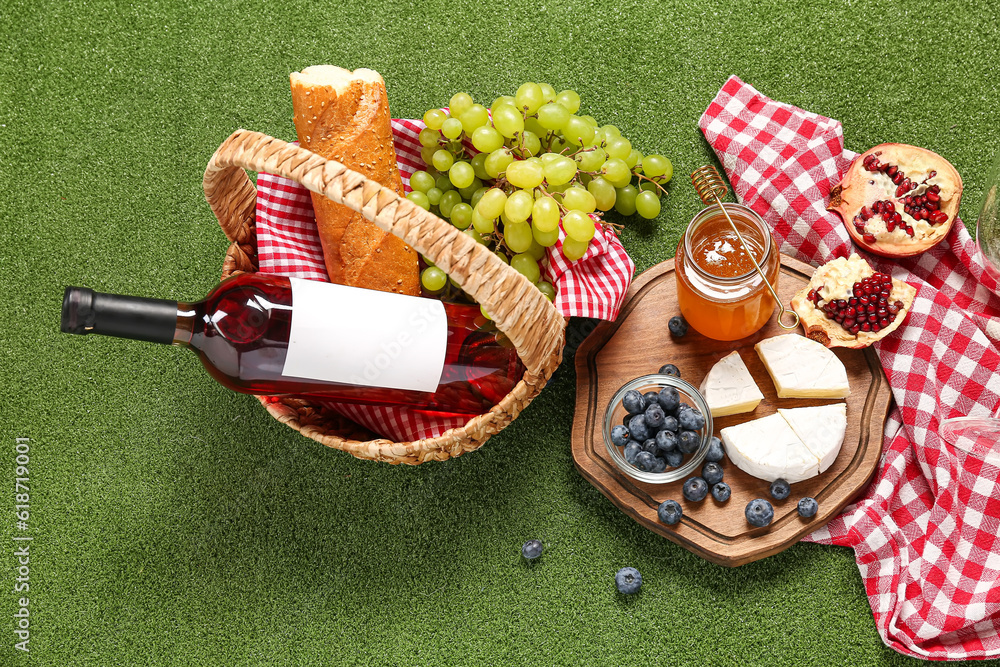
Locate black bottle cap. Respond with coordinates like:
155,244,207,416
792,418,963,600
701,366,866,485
61,286,179,344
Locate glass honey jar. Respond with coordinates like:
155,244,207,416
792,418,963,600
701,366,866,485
675,203,780,341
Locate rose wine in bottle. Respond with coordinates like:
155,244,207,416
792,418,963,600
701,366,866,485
60,273,525,416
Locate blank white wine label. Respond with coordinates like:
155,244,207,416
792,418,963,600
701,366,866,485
282,278,447,392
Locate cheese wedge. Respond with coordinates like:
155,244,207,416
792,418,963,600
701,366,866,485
778,403,847,474
720,413,820,483
700,351,764,417
755,334,850,398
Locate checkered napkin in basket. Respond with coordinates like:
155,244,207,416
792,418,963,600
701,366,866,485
700,75,1000,660
254,120,635,442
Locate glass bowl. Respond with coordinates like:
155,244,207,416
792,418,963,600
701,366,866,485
602,374,714,484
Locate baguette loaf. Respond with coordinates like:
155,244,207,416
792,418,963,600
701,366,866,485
290,66,419,295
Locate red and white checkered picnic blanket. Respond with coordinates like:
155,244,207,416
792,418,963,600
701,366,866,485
700,75,1000,661
254,120,634,442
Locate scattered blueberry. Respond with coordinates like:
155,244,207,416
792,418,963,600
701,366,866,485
797,497,819,518
682,476,709,502
610,424,630,448
658,386,680,412
641,439,659,455
769,478,791,501
678,430,700,454
521,539,543,560
623,441,641,465
657,499,683,525
652,456,667,473
622,390,645,415
665,450,684,467
635,451,657,472
655,429,677,454
702,461,724,486
660,414,679,433
705,436,725,463
668,315,689,337
658,363,681,378
745,499,775,527
615,567,642,594
628,414,650,442
711,482,731,502
644,403,665,430
678,405,706,431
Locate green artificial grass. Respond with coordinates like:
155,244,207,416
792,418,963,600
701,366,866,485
2,0,999,664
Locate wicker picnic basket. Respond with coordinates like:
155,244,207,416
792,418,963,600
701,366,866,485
202,130,566,465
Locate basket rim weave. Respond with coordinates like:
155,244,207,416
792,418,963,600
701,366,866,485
202,129,566,464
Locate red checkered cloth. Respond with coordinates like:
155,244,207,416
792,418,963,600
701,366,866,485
253,120,634,442
700,75,1000,661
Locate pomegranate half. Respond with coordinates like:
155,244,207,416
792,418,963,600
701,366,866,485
828,143,963,257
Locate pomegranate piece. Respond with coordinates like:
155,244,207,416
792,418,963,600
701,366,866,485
828,143,963,258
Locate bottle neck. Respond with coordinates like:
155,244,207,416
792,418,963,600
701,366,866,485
61,286,190,345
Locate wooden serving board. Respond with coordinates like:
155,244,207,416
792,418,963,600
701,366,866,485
572,254,893,567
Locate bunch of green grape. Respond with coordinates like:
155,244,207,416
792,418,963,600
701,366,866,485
407,82,673,304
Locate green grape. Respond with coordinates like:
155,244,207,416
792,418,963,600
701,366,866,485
614,184,638,216
441,118,464,140
600,124,621,139
542,155,577,186
550,136,569,154
537,102,570,131
515,82,544,115
504,221,533,253
446,139,465,153
563,185,597,213
471,186,489,209
423,108,447,130
439,190,462,217
472,209,495,234
605,136,632,160
531,197,560,232
418,127,440,148
601,158,632,188
538,82,557,103
472,126,504,153
562,210,595,242
406,191,430,210
435,174,455,192
539,152,561,164
409,170,435,193
420,146,438,166
526,238,546,261
448,161,475,189
579,115,599,127
533,224,559,247
562,236,590,261
458,177,483,199
484,148,514,178
660,158,674,184
493,105,524,139
480,305,492,321
494,250,510,264
576,147,606,172
451,203,473,229
476,187,507,219
524,117,547,139
510,253,541,283
641,154,668,177
517,130,541,157
536,280,556,301
470,153,490,180
432,149,455,171
563,116,595,146
505,158,545,189
449,92,474,117
587,176,617,211
625,148,642,170
639,181,660,193
555,89,581,114
464,227,488,245
505,190,534,223
421,266,447,292
490,95,516,113
460,104,490,134
635,191,661,219
579,173,592,188
426,187,443,206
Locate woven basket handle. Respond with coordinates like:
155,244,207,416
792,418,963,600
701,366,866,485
202,129,565,377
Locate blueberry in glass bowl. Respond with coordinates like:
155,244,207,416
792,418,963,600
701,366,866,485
602,374,714,484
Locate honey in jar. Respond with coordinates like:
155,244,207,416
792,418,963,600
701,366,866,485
675,203,780,341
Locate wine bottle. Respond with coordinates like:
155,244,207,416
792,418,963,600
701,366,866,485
60,273,525,416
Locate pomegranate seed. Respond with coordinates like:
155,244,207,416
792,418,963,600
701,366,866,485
849,297,859,306
871,323,882,333
892,171,904,185
857,314,867,323
925,191,939,202
888,304,900,315
910,181,918,191
886,219,896,232
843,318,856,328
896,184,908,198
886,165,898,178
867,303,877,314
860,206,873,220
862,322,872,332
846,307,856,317
849,325,861,335
927,200,939,211
859,296,870,305
863,233,877,243
931,184,941,194
904,205,913,216
930,210,949,225
880,317,891,327
906,227,915,237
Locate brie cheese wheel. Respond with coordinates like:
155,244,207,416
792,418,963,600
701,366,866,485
720,413,820,483
699,351,764,417
755,334,850,398
778,403,847,474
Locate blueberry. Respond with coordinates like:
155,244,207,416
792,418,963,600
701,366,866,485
705,436,725,463
658,363,681,378
678,430,700,454
745,499,774,527
652,456,667,473
658,386,680,413
642,439,659,455
665,450,684,467
678,405,706,431
643,391,661,407
657,499,683,525
711,482,731,502
769,478,791,501
622,390,645,415
644,403,665,430
702,461,724,486
521,539,543,560
798,497,819,518
610,424,630,448
615,567,642,594
623,441,641,465
623,414,633,427
655,429,677,454
628,414,650,442
682,476,709,502
668,315,689,337
635,451,657,472
660,415,679,433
